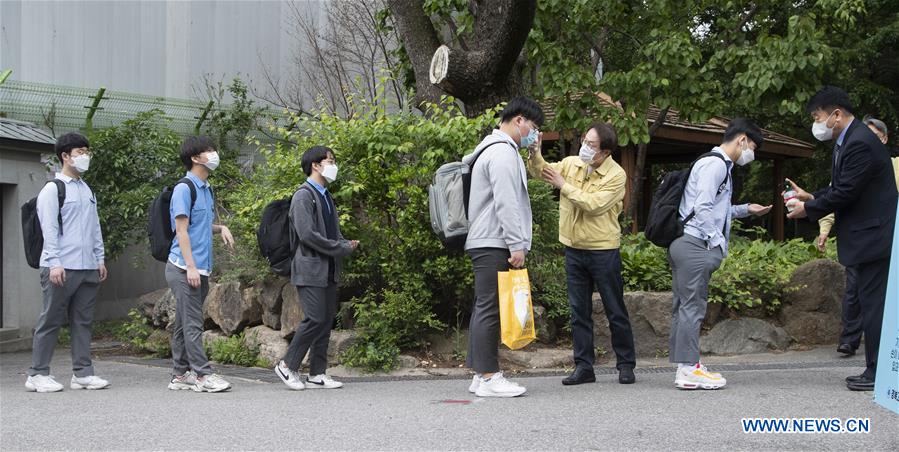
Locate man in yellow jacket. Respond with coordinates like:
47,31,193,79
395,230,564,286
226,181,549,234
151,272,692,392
815,116,899,357
527,123,636,386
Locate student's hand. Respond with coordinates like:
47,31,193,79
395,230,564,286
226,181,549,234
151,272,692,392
786,201,808,219
508,250,525,269
748,204,772,216
528,132,543,158
816,233,828,253
541,167,566,189
49,266,66,287
219,226,235,250
350,240,359,250
785,178,814,202
98,264,108,282
186,268,201,289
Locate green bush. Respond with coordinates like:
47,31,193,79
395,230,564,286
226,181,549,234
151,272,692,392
207,332,268,368
116,309,171,357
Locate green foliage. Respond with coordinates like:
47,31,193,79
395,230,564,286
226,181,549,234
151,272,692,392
620,233,672,292
116,309,171,358
83,110,183,260
206,332,269,368
57,327,71,347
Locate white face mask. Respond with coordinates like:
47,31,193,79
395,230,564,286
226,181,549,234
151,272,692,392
736,148,755,166
72,154,91,173
578,143,596,164
811,111,837,142
202,151,220,171
321,164,338,183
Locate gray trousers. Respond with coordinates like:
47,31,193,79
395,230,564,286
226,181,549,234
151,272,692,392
166,263,214,376
467,248,511,374
667,234,724,364
29,268,100,377
283,284,337,375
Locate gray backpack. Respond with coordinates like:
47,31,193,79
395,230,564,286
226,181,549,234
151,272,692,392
428,142,503,250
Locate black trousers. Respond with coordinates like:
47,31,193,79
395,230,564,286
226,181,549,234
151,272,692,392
839,266,863,349
283,284,338,375
466,248,510,374
565,247,636,370
851,258,890,379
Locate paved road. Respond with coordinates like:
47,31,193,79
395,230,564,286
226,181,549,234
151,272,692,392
1,351,896,451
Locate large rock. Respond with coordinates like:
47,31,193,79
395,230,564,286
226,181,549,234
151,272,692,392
137,288,170,320
783,259,845,313
149,289,177,331
279,284,305,339
202,329,228,347
260,279,287,330
781,311,843,345
533,305,558,344
700,318,792,355
327,330,360,362
499,347,570,368
244,325,288,367
594,291,673,358
204,282,262,335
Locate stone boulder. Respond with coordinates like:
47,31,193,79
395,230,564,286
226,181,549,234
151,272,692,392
279,284,305,339
533,305,558,344
260,279,287,330
327,330,360,362
244,325,289,367
780,259,846,345
700,318,792,355
202,329,228,347
149,289,177,331
783,259,845,313
204,282,262,335
594,291,673,358
137,288,170,320
499,347,570,368
396,354,421,369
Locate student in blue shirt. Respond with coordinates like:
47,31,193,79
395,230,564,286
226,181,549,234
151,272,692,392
669,119,772,390
26,133,109,393
165,136,235,393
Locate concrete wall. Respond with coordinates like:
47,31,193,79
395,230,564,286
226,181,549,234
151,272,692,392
0,148,52,340
94,243,167,321
0,0,323,100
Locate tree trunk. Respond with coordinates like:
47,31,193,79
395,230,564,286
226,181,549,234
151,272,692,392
384,0,445,108
626,107,670,228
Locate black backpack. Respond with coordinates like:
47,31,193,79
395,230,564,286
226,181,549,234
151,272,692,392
147,178,197,262
21,180,66,269
644,152,728,248
257,184,316,277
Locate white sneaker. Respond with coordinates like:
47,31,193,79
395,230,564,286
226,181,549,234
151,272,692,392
306,374,343,389
675,364,726,390
474,372,526,398
697,363,722,379
168,371,198,391
193,374,231,393
25,375,63,393
70,375,110,390
468,375,480,393
274,361,305,390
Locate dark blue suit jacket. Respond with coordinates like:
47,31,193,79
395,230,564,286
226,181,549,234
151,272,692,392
806,119,898,266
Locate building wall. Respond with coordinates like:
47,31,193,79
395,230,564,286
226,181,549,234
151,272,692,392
0,0,322,100
0,147,51,342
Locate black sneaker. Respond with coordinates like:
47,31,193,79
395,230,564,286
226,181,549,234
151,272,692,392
837,344,856,356
618,366,636,384
562,367,596,386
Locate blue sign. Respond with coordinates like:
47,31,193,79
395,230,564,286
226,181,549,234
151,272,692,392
875,206,899,415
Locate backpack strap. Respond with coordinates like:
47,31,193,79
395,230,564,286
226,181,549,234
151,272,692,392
175,177,198,223
682,152,730,225
49,179,66,235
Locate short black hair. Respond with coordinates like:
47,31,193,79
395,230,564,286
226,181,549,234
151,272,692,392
723,118,764,152
499,97,545,127
180,135,216,170
301,146,334,176
588,122,618,153
55,132,90,162
806,86,855,116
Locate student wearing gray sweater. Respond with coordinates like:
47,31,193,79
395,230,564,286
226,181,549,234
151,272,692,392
463,97,543,398
274,146,358,391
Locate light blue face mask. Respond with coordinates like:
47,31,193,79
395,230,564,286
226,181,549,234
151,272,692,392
519,124,538,148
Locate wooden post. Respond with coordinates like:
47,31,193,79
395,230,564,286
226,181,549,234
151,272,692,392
620,145,637,233
641,163,653,232
773,158,785,240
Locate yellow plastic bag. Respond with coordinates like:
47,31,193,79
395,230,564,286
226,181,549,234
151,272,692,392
497,268,536,350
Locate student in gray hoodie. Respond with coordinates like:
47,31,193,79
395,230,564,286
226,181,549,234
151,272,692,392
463,97,543,398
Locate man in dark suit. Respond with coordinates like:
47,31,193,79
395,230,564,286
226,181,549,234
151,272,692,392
786,86,898,391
